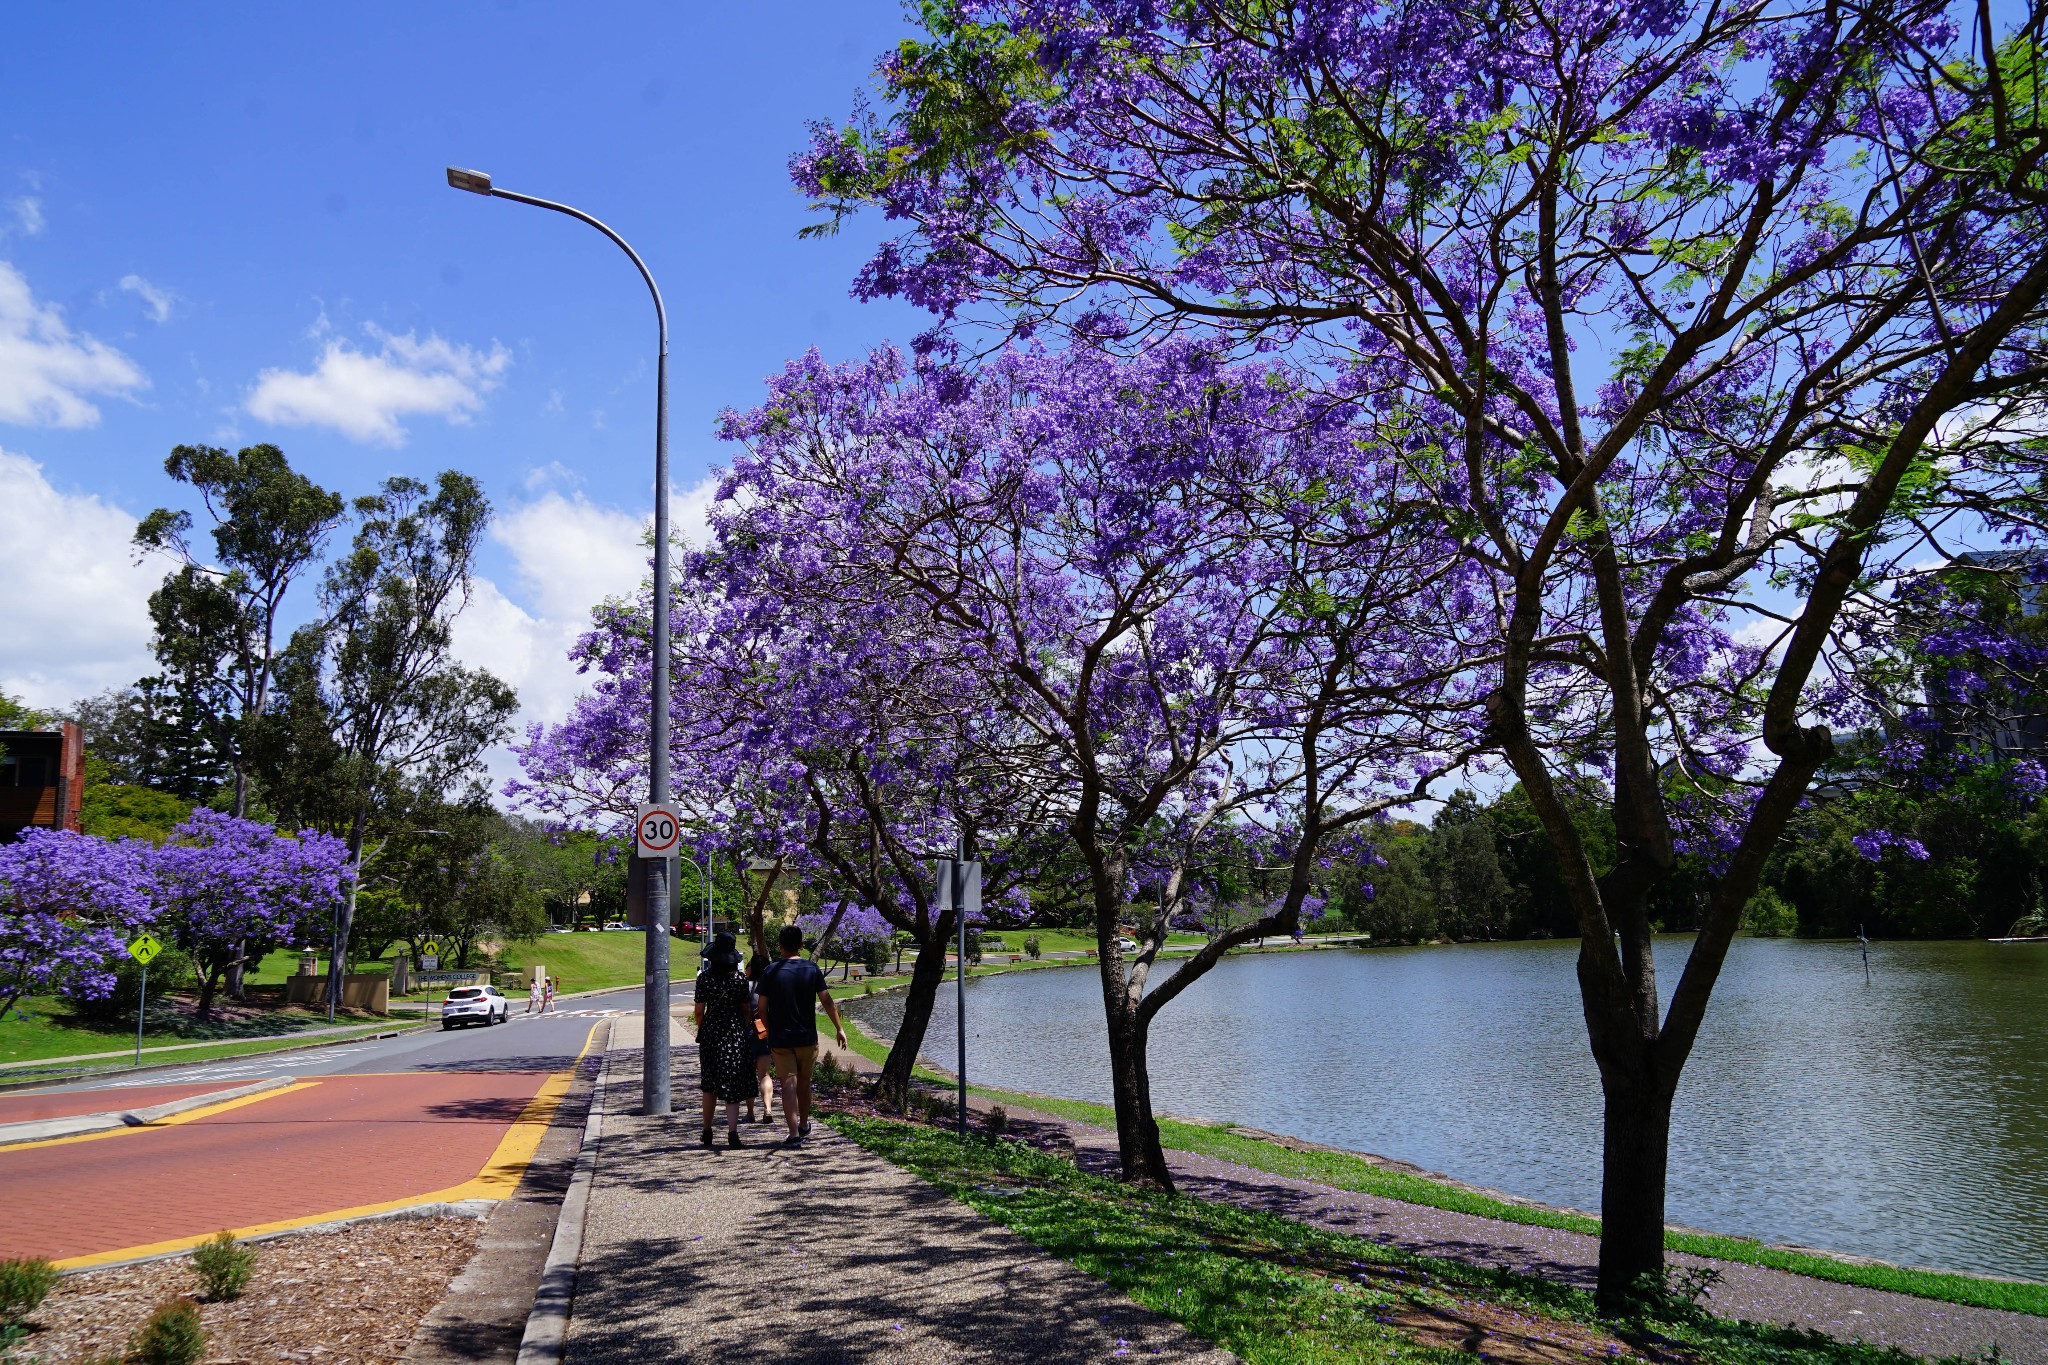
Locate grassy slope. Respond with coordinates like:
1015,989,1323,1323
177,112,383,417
833,1115,1939,1365
0,1021,405,1081
498,932,649,994
834,1018,2048,1317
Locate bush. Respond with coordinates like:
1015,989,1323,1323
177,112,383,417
860,938,891,975
986,1104,1009,1136
1743,886,1799,938
1023,934,1041,960
962,928,984,966
191,1232,255,1302
69,948,195,1026
0,1257,57,1326
128,1299,206,1365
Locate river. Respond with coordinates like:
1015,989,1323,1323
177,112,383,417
845,936,2048,1282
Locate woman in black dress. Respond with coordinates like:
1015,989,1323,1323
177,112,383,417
693,933,754,1148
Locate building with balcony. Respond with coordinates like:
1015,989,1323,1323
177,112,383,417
0,722,84,842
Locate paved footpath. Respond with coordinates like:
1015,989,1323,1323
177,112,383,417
560,1017,1238,1365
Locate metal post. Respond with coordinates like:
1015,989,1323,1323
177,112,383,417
134,963,147,1067
955,839,968,1138
446,168,672,1116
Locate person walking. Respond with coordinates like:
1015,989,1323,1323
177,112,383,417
526,975,543,1015
743,954,775,1124
693,933,755,1149
541,975,555,1014
757,923,848,1146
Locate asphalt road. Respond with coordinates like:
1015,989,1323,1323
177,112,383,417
41,980,693,1094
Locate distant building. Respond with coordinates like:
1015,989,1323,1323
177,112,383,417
0,723,84,842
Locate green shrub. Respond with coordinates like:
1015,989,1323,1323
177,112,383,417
1743,886,1799,938
69,949,195,1026
127,1298,206,1365
986,1104,1009,1136
0,1257,57,1326
191,1231,255,1302
1023,934,1041,960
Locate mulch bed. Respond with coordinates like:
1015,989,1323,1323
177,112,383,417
15,1216,483,1364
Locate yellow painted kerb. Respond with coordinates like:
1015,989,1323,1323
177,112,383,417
53,1020,604,1270
0,1082,318,1154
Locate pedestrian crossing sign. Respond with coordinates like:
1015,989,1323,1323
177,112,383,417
422,941,440,956
127,933,163,965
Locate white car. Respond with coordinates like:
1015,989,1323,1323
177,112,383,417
440,984,511,1029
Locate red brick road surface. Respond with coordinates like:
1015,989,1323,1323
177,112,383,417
0,1081,245,1125
0,1071,550,1262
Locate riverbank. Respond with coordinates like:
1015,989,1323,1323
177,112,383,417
836,985,2048,1320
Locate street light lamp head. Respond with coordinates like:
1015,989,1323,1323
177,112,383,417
446,166,494,195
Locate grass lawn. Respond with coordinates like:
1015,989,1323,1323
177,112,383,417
831,1114,1931,1365
0,991,392,1067
833,1018,2048,1318
498,931,650,994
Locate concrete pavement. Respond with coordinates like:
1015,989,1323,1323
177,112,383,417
557,1016,1238,1365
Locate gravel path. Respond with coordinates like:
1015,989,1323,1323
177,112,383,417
560,1017,1236,1365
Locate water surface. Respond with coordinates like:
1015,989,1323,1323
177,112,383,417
849,937,2048,1280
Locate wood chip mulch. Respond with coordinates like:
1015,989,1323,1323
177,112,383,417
14,1216,484,1365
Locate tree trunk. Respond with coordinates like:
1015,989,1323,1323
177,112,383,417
196,964,224,1021
877,917,952,1104
1595,1064,1675,1314
327,811,367,1013
1101,967,1173,1189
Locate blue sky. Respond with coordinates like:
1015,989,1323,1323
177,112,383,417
0,2,924,749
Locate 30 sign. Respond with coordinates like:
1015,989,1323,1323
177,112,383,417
635,804,681,858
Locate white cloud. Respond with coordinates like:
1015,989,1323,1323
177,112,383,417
451,479,719,791
0,449,158,708
10,197,43,236
245,324,510,445
119,273,174,323
0,261,148,427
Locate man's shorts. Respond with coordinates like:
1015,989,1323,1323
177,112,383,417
771,1045,818,1081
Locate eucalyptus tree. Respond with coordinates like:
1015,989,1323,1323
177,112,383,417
799,0,2048,1303
134,444,346,818
249,473,516,1007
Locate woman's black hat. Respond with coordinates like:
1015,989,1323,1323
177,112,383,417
701,931,743,968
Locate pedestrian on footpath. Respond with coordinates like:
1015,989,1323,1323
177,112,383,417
757,923,848,1146
743,954,776,1124
693,933,755,1149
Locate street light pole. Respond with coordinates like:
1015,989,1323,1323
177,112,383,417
446,167,673,1116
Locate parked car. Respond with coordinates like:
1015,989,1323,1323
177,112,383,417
440,984,510,1029
1114,936,1140,954
675,920,701,938
601,920,629,932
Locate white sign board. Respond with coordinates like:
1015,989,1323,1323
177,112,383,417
636,804,681,858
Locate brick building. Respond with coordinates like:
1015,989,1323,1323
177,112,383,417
0,722,85,842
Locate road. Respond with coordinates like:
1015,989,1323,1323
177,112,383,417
0,981,690,1267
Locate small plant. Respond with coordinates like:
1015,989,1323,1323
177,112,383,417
127,1298,206,1365
191,1231,256,1302
0,1257,57,1327
985,1104,1009,1136
1023,934,1041,959
862,983,874,995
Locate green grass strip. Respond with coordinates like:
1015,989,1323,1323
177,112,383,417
830,1113,1950,1365
1,1023,407,1084
837,1020,2048,1317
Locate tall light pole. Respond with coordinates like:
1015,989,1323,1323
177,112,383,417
446,167,673,1116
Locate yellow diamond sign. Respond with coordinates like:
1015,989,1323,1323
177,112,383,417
127,933,164,965
422,941,440,957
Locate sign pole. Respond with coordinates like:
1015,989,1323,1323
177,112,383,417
134,962,147,1066
956,858,967,1138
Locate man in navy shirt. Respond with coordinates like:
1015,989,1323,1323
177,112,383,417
756,923,848,1145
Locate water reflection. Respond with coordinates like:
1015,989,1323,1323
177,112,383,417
848,937,2048,1281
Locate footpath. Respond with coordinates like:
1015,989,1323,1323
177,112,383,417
556,1015,1236,1365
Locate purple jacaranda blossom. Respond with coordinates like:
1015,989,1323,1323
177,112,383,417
0,828,157,1016
1851,830,1932,863
153,809,353,1018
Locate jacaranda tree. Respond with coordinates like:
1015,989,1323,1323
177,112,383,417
801,0,2048,1304
153,809,353,1019
0,829,156,1019
714,341,1485,1184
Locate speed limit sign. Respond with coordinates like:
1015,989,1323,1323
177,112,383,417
635,804,681,858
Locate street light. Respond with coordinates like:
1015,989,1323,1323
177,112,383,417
446,166,674,1116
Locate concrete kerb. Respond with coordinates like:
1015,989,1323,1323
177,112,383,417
0,1024,430,1094
514,1019,614,1365
0,1076,297,1147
